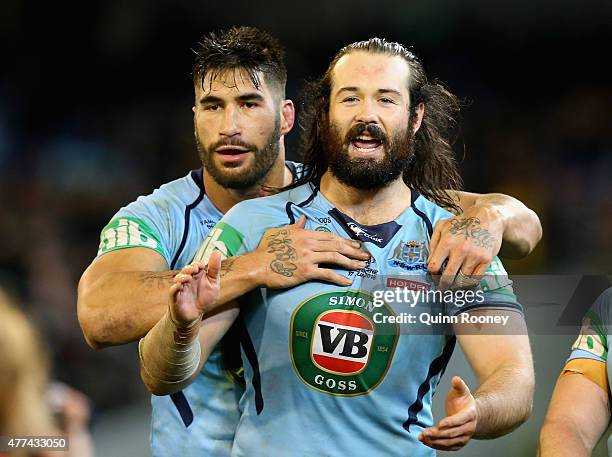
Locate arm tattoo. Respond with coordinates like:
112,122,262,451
449,217,496,252
266,229,298,277
219,257,237,278
138,270,178,288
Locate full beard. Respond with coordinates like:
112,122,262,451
323,120,415,190
195,117,281,190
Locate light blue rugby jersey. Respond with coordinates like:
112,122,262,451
197,182,522,457
96,163,302,457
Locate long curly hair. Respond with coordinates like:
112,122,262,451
295,38,463,212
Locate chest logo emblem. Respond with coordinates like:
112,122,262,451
290,290,398,396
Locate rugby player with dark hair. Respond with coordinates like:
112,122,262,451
142,37,535,456
79,27,366,457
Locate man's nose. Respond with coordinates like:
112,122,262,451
355,100,379,125
220,106,240,137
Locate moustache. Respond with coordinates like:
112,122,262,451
209,138,255,151
346,123,387,143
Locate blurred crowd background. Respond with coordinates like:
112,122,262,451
1,0,610,455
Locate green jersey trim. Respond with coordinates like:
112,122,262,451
572,309,609,360
97,217,164,257
194,221,246,262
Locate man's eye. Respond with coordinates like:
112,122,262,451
243,102,258,109
205,104,221,111
380,98,395,104
342,97,359,103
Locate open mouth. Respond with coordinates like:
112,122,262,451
216,145,250,155
215,145,251,164
350,135,384,153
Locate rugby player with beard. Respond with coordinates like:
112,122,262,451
143,38,534,456
77,27,371,457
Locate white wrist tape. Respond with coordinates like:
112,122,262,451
139,312,201,386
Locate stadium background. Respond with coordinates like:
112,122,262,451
1,0,611,455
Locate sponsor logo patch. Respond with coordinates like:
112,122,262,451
98,217,161,256
194,221,245,262
312,310,374,375
386,277,431,291
291,290,398,396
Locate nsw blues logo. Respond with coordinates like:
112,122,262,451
387,240,429,272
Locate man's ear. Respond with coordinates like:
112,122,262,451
280,99,295,136
192,106,196,113
412,102,425,133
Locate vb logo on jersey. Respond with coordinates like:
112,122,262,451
290,290,399,396
312,311,374,375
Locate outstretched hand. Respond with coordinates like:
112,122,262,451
169,251,222,325
419,375,478,451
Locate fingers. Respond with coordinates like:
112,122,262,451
450,375,471,397
429,220,444,260
174,273,192,285
312,239,370,260
419,395,477,451
438,408,475,429
287,223,370,263
438,256,463,291
206,251,222,281
473,263,489,278
300,229,366,255
456,254,490,279
427,238,450,275
294,214,307,229
458,255,480,277
169,282,183,301
192,261,206,271
175,262,204,280
428,216,496,289
279,217,370,263
308,268,353,286
172,262,207,295
424,421,474,439
419,420,475,450
311,251,367,271
419,432,471,451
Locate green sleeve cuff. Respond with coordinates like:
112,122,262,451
97,217,165,258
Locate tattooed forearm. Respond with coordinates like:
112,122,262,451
266,229,298,277
449,217,496,252
219,257,237,278
138,270,178,288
